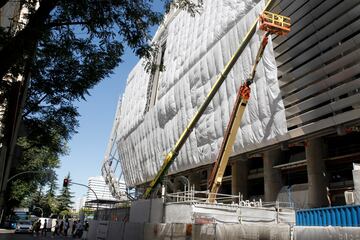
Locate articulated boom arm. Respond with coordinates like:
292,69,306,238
207,34,269,203
142,0,279,199
207,12,290,203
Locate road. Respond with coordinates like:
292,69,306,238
0,228,79,240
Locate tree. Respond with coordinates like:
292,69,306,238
4,136,60,210
1,0,164,154
0,0,202,210
45,179,60,215
0,0,202,84
56,173,73,217
17,177,59,217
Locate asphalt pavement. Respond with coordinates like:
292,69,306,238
0,229,79,240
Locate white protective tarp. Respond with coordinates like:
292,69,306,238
117,0,287,186
216,224,290,240
294,226,360,240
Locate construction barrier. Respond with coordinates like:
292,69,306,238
124,222,144,240
215,224,290,240
87,221,291,240
87,220,98,239
192,224,216,240
296,205,360,227
144,223,192,240
294,226,360,240
107,221,125,240
88,220,360,239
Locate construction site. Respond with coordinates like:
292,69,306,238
96,0,360,239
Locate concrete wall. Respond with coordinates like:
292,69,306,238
129,198,163,223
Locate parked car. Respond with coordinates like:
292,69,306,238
14,220,33,233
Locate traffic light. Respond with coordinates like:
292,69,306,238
63,178,69,187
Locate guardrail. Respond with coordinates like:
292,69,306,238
165,186,293,209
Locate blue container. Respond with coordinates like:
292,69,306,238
296,205,360,227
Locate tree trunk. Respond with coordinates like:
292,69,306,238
0,0,58,80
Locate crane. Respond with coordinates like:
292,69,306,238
143,0,287,199
207,11,290,203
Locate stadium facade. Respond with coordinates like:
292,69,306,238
102,0,360,208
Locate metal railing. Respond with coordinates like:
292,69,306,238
164,186,294,209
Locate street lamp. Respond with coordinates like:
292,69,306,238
7,170,53,184
64,179,99,213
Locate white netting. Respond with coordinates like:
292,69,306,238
117,0,287,186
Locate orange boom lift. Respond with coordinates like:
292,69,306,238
207,11,290,203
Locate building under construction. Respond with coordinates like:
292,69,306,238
102,0,360,212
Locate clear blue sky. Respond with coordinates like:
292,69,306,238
56,2,165,204
56,46,139,203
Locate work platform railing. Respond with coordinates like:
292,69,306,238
163,185,294,209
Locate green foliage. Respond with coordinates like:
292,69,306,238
59,210,71,219
80,207,94,219
17,173,71,218
1,0,203,209
9,179,37,204
56,173,73,216
15,173,59,217
5,136,60,210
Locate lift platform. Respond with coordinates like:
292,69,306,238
260,11,291,36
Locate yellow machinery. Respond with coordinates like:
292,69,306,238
143,0,289,199
207,11,290,203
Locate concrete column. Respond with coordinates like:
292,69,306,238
306,138,328,208
263,149,283,202
231,157,248,199
353,166,360,204
189,172,201,190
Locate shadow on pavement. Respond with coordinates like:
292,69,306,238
0,233,67,239
0,233,32,240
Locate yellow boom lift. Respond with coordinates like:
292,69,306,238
143,0,290,199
